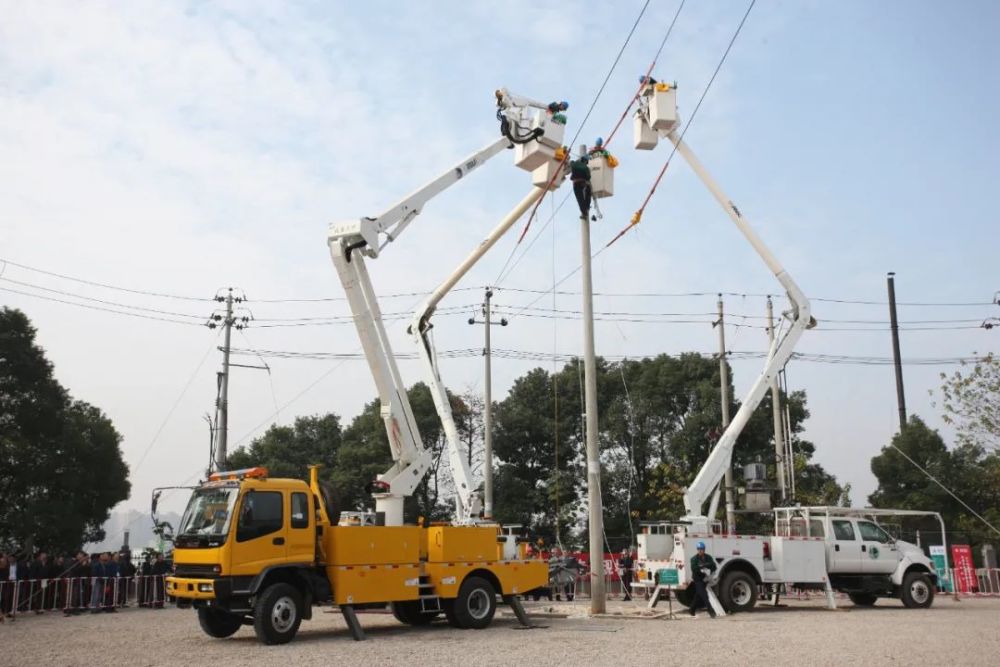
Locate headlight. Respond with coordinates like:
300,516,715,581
198,583,213,592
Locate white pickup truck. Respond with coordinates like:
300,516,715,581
632,506,943,613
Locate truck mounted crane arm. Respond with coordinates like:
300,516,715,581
669,130,814,526
633,84,814,529
328,90,566,526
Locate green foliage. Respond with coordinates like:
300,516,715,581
937,352,999,451
493,353,845,549
869,415,1000,554
227,414,342,480
0,308,131,553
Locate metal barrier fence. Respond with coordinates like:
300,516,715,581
0,576,168,619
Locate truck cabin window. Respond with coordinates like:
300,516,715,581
857,520,893,544
291,492,309,529
237,491,284,542
832,520,856,541
177,487,239,540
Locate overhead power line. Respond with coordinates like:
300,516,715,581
227,346,990,367
0,257,211,302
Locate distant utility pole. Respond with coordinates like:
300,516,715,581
579,212,606,614
766,297,787,500
207,288,249,472
887,272,907,432
468,287,507,520
713,296,736,533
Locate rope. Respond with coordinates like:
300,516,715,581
607,0,757,249
604,0,687,149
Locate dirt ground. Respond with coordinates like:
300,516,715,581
2,596,998,666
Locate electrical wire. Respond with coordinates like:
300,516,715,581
0,285,206,326
609,0,757,247
0,276,206,319
131,332,221,475
0,257,211,302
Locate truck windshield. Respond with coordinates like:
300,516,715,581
177,487,239,539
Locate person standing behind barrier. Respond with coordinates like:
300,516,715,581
0,554,8,622
150,553,167,608
618,548,635,601
117,551,135,607
138,553,151,607
29,550,54,613
63,551,88,616
688,541,718,618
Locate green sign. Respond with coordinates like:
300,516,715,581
657,568,680,585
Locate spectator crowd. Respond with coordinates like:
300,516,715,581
0,548,170,621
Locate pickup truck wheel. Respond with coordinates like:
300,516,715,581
848,593,877,607
719,571,757,613
900,572,934,609
198,608,242,638
451,576,497,630
253,583,303,645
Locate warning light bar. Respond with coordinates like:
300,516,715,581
208,466,269,482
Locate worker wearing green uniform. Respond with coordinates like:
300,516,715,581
689,541,718,618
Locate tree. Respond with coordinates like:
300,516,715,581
869,415,1000,557
0,308,130,553
227,414,342,480
937,352,999,451
332,382,463,522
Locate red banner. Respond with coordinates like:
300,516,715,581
951,544,977,593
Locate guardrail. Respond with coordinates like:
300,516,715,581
0,575,168,620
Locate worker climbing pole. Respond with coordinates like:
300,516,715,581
570,147,592,221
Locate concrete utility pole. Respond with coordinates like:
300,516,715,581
468,288,507,520
208,288,248,472
887,272,907,432
580,214,606,614
766,297,787,500
714,296,736,533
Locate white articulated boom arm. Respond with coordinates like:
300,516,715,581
410,187,545,523
666,129,814,525
328,90,566,526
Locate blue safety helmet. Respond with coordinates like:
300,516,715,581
696,541,706,550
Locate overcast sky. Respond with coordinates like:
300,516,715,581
2,1,997,525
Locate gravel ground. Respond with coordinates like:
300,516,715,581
2,597,998,666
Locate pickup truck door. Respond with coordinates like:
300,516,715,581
827,519,862,573
856,520,899,574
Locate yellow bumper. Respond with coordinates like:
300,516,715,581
166,576,216,600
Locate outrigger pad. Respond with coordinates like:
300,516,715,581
341,605,366,641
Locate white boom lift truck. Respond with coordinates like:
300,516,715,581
327,89,570,528
628,79,942,613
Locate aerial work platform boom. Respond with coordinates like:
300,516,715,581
328,90,568,525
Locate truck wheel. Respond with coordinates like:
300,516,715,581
900,572,934,609
391,600,438,625
441,599,462,627
848,593,877,607
719,571,757,613
198,608,243,638
253,583,303,645
672,586,693,608
451,576,497,630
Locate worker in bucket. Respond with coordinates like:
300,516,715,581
570,146,592,220
689,541,718,618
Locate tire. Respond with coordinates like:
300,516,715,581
197,608,242,638
900,572,934,609
253,583,303,645
391,600,438,626
719,570,757,614
848,593,878,607
450,576,497,630
672,586,693,608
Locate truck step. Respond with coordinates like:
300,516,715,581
419,596,442,613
